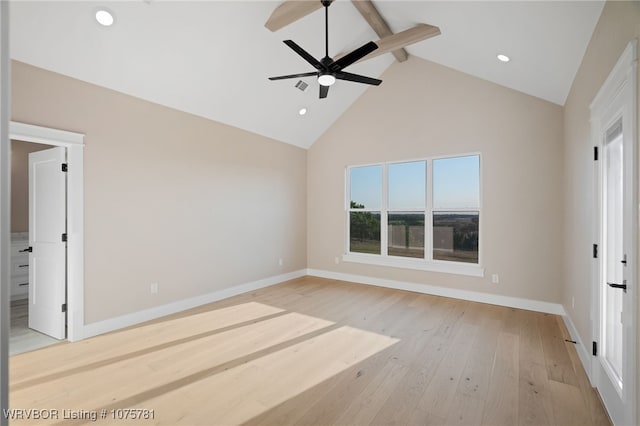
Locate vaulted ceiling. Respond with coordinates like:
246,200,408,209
10,1,604,149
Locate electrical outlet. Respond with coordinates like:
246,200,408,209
491,274,499,284
150,282,158,294
334,256,340,264
278,258,283,266
572,297,575,309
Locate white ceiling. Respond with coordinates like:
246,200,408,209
9,1,604,149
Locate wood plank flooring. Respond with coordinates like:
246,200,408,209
9,276,611,425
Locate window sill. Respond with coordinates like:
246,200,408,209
342,253,485,278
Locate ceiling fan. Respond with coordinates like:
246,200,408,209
268,0,382,99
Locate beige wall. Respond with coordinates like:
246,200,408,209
11,61,307,324
561,0,640,410
10,140,50,232
308,56,564,303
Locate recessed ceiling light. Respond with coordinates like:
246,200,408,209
95,9,114,26
298,107,307,116
497,54,510,63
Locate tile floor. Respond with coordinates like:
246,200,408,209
10,299,62,356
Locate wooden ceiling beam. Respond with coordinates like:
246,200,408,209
350,0,407,62
265,0,325,32
368,24,440,61
334,24,440,64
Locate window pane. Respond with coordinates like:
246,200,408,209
388,161,426,209
350,165,382,209
433,155,480,209
388,213,424,258
433,213,479,263
350,212,381,254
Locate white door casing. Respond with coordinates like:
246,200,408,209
591,39,638,426
28,146,66,340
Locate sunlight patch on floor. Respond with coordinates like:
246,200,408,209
139,326,399,425
11,302,285,384
10,301,398,425
10,309,334,418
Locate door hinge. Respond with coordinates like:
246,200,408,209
61,163,68,172
61,303,67,313
594,146,598,161
62,233,67,242
593,244,598,259
592,341,597,356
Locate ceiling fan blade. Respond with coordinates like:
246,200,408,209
350,0,408,62
335,71,382,86
269,71,319,81
265,0,327,32
319,84,329,99
283,40,324,70
331,41,378,71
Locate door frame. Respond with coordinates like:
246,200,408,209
590,39,638,425
9,121,85,341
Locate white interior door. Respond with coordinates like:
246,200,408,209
595,119,629,424
28,146,66,340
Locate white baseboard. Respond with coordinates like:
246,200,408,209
562,313,593,384
80,269,307,340
80,268,568,341
306,268,566,316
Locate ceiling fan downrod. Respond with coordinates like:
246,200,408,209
322,0,331,59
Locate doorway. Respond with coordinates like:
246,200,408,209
9,122,85,342
591,39,637,426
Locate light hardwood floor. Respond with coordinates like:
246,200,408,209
9,276,611,425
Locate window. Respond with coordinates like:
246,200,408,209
388,161,425,259
432,156,480,264
345,154,482,276
349,165,382,254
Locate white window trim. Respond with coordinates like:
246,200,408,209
345,153,484,278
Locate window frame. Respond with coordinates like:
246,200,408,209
344,153,484,277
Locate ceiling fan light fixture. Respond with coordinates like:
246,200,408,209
318,74,336,86
298,107,308,116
